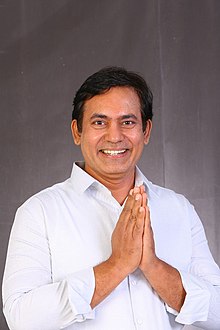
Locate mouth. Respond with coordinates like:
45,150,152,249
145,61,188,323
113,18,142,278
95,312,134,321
100,149,128,156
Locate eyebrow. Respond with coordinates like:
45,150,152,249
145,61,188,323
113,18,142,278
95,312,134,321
90,113,108,120
90,113,138,120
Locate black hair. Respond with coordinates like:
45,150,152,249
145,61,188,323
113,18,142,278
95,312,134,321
72,66,153,132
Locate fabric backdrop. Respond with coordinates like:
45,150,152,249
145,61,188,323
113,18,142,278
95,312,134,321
0,1,219,329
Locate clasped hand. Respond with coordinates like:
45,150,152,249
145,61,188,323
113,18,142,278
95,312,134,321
110,185,157,277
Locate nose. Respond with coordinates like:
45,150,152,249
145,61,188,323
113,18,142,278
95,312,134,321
105,122,123,143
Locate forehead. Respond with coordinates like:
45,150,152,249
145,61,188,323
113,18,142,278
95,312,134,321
83,87,141,118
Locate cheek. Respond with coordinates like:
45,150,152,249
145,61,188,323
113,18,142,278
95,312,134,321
80,131,103,148
128,131,145,143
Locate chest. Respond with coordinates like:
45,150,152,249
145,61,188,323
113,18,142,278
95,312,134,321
44,195,121,281
43,193,192,281
150,198,192,270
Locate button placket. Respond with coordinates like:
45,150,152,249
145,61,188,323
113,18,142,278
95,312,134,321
137,318,143,326
131,279,137,286
128,274,142,329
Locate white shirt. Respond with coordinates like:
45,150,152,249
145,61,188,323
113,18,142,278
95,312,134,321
2,162,220,330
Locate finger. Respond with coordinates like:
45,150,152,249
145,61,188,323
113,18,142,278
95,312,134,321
126,193,143,234
117,192,135,229
133,206,145,237
137,185,147,208
145,205,151,225
123,191,135,212
133,187,140,195
143,206,153,239
143,206,155,250
142,192,147,208
140,185,145,194
130,193,142,220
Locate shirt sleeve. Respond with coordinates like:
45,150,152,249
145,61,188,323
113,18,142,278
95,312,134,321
167,202,220,329
2,201,96,330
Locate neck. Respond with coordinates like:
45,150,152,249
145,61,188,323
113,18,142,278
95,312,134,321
84,166,136,205
102,175,135,205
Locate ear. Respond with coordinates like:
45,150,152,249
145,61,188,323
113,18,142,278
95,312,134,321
71,120,81,145
143,120,152,145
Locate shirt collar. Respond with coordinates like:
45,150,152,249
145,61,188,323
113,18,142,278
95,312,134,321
70,162,97,194
70,161,158,199
135,167,160,200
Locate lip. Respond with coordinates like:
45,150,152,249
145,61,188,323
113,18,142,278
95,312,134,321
99,149,129,157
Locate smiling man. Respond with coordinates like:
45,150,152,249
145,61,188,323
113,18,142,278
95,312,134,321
2,67,220,330
71,86,152,204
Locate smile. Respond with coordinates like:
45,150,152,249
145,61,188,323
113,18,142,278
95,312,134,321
100,149,127,155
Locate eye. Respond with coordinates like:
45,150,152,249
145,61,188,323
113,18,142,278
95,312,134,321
122,120,136,127
92,120,106,127
95,120,104,125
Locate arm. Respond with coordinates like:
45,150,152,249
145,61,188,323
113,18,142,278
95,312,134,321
139,189,220,328
174,204,220,328
2,191,145,329
91,187,186,311
138,187,186,312
91,190,145,308
2,202,95,330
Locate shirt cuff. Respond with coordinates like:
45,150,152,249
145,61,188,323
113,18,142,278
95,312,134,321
66,267,95,324
166,270,211,325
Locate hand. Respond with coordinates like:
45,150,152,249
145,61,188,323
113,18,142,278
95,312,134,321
139,193,158,275
108,187,145,276
138,192,186,312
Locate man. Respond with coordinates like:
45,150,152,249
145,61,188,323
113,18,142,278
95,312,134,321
2,67,220,329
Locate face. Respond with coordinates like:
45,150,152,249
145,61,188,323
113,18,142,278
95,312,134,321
71,87,152,183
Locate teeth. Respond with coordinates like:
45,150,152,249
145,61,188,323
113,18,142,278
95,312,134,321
101,149,126,155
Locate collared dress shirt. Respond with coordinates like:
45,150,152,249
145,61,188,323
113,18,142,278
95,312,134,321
2,162,220,330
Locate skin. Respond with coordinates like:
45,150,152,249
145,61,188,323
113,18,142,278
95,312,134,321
71,86,186,312
72,87,152,204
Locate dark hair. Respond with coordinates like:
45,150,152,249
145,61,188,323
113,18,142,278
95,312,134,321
72,66,153,132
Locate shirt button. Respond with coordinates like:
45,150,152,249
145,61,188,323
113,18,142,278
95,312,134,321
131,280,137,285
137,318,143,325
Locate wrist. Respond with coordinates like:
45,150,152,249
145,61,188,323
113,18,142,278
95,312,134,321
140,256,161,277
107,255,131,279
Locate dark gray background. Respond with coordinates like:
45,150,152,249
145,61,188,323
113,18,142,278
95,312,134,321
0,1,219,329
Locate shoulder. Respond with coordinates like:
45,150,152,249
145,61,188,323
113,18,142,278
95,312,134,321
18,177,72,214
145,178,191,210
